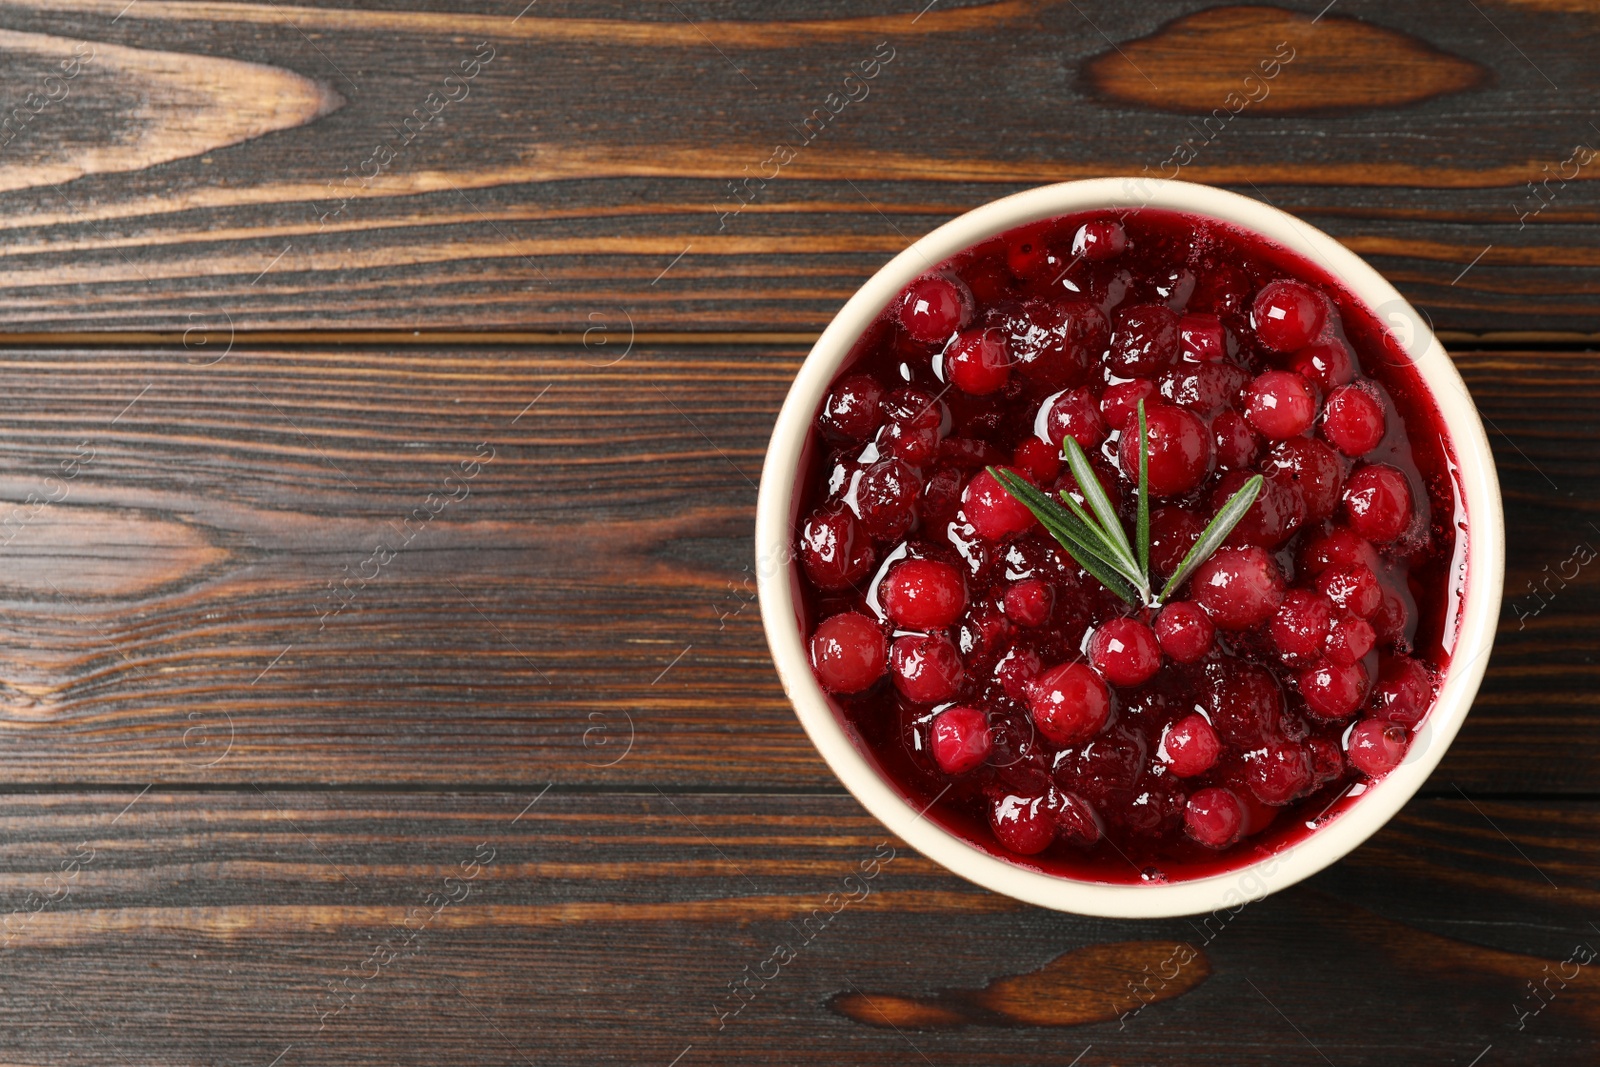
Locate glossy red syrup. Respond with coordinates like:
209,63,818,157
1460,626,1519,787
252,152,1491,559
793,208,1465,885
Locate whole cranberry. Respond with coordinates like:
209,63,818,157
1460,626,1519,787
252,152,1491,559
1324,614,1376,666
890,633,964,704
1291,338,1356,392
1161,360,1250,418
1371,580,1413,646
961,468,1039,541
1191,546,1286,630
1323,384,1387,456
1154,601,1215,663
1179,312,1227,362
1101,379,1158,431
878,387,947,466
1308,736,1345,784
1300,659,1369,719
930,705,993,774
1060,725,1147,807
882,558,967,631
1027,662,1111,746
1011,437,1062,485
799,505,875,590
1119,402,1213,497
1184,787,1245,848
856,458,923,542
809,612,887,694
1271,589,1335,665
921,466,965,524
1373,655,1434,726
1072,219,1128,261
899,275,969,343
819,374,884,441
1148,507,1203,578
1215,468,1303,549
1252,279,1326,352
1192,262,1254,317
1005,223,1054,279
1108,304,1181,378
1244,370,1318,440
1003,300,1107,390
1344,463,1414,543
1203,661,1283,747
1347,718,1409,777
1046,788,1104,845
1300,524,1382,579
1263,437,1345,523
994,642,1043,701
1213,409,1261,470
1244,742,1314,806
1318,563,1382,618
1161,712,1221,777
945,327,1011,396
1122,777,1187,839
989,792,1055,854
1003,579,1055,628
1042,388,1107,450
1089,617,1163,687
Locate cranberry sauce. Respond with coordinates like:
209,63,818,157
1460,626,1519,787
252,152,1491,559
795,208,1463,885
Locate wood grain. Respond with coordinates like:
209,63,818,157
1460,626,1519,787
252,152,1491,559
0,343,1581,791
0,790,1588,1065
0,1,1593,333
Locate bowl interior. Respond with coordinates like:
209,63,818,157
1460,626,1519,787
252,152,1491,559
756,178,1503,918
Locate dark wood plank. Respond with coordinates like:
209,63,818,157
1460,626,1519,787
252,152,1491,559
0,790,1591,1065
0,2,1595,333
0,344,1586,789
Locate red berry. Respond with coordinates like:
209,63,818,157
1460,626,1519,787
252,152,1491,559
1371,580,1412,646
1300,660,1368,719
889,633,964,704
1346,717,1408,777
994,642,1043,700
800,505,876,590
961,468,1039,541
1252,279,1326,352
899,275,968,343
1244,741,1315,806
1244,370,1318,440
878,387,947,466
1161,360,1250,418
819,374,884,441
1300,525,1381,579
1005,224,1054,279
945,327,1011,396
1003,300,1106,390
1323,384,1387,456
1214,468,1303,549
920,466,965,524
1042,388,1107,450
1184,787,1244,848
1263,437,1345,523
1179,312,1227,362
1343,463,1413,543
1004,579,1055,628
1154,601,1215,663
1203,661,1283,747
1101,379,1158,431
1161,713,1220,777
1271,590,1334,664
882,558,967,630
1119,402,1213,497
1046,788,1104,845
1291,338,1356,392
1373,655,1434,726
1109,304,1181,378
1213,409,1260,470
930,705,993,774
1148,507,1203,578
1027,662,1111,746
1072,219,1127,262
1308,736,1345,784
1324,614,1376,666
855,458,922,542
809,612,887,694
1318,563,1382,618
1011,437,1062,485
1089,617,1163,687
1192,546,1286,630
989,792,1055,854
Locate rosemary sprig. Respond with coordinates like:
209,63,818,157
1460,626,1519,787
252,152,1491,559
985,399,1263,609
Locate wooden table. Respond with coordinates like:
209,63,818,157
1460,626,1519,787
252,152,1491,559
0,1,1594,1062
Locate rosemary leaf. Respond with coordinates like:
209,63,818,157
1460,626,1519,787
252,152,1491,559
1136,399,1150,581
1158,474,1265,603
988,468,1142,605
1060,434,1142,587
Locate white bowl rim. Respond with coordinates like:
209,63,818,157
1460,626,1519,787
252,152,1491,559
755,177,1504,919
